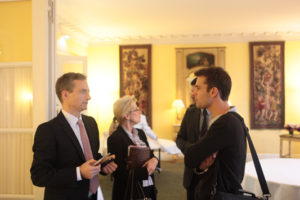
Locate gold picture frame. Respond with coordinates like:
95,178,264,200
250,41,285,129
119,44,152,126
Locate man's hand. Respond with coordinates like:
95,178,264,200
199,152,218,170
80,159,100,179
143,157,158,175
102,161,118,174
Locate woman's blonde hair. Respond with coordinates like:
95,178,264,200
109,95,137,135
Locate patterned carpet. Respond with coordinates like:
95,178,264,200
99,159,186,200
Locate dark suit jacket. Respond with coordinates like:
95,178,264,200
176,104,203,189
107,126,156,200
30,111,102,200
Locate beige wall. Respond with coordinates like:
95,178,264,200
0,0,34,199
86,42,300,155
0,0,32,62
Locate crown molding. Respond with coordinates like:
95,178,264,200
89,32,300,45
0,0,29,2
57,17,300,46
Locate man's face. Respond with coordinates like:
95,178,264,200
63,79,91,113
190,85,196,104
193,76,212,109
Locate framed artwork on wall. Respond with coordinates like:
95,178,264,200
250,41,285,129
119,44,152,126
186,52,215,69
175,47,226,108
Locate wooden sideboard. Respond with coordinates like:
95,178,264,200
279,134,300,158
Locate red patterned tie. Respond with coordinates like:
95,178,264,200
78,119,99,194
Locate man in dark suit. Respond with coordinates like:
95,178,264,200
31,72,117,200
176,78,209,200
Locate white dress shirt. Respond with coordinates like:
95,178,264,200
61,110,104,200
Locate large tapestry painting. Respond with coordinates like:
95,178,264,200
250,41,285,129
119,44,152,126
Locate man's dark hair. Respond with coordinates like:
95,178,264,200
194,67,231,101
55,72,87,103
191,77,197,86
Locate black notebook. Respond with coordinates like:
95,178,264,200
127,145,151,169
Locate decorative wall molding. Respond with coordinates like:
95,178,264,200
0,128,33,134
57,16,300,45
91,31,300,45
0,0,29,2
0,194,34,200
0,62,32,68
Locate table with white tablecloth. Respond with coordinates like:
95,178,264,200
242,158,300,200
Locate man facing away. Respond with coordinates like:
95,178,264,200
176,77,209,200
185,67,247,199
31,72,117,200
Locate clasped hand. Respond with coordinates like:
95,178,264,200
143,157,158,175
199,151,218,170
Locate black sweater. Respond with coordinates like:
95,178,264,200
185,111,247,193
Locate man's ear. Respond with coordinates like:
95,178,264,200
61,90,68,101
210,87,219,98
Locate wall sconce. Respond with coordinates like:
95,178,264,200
172,99,185,121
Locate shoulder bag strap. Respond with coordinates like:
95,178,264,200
124,170,135,200
229,112,271,198
244,126,271,198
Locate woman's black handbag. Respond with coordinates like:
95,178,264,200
214,119,271,200
124,170,152,200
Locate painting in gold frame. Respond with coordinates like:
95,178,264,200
119,44,152,126
250,41,285,129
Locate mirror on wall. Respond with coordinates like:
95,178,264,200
175,47,226,107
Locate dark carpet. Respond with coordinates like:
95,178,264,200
99,159,186,200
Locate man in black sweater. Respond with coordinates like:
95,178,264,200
184,67,247,199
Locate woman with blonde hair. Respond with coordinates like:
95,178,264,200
107,95,158,200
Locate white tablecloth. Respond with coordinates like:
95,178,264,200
156,138,182,154
242,158,300,200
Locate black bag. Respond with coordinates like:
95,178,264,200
124,170,153,200
215,190,266,200
214,113,271,200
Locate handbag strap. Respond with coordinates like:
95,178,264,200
137,182,147,200
123,170,134,200
244,126,271,198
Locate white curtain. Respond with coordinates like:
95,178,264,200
0,66,32,128
0,65,33,195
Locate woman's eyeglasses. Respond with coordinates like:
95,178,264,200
130,108,140,113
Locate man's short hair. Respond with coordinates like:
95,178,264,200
55,72,87,103
191,77,197,86
194,67,231,101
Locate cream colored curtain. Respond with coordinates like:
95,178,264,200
0,66,32,128
0,65,33,195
